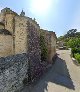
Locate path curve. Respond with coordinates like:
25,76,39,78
22,50,80,92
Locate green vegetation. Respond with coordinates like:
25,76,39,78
40,34,48,62
58,29,80,64
74,53,80,64
67,38,80,48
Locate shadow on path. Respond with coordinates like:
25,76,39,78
50,57,75,90
22,56,75,92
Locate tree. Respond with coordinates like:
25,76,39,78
67,38,80,57
57,36,64,41
67,38,80,48
64,29,77,38
75,32,80,37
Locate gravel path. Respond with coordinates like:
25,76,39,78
21,50,80,92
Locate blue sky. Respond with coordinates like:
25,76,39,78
0,0,80,37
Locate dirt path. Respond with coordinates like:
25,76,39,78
22,50,80,92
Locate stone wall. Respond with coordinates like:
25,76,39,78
0,24,4,29
15,16,28,54
0,8,41,57
40,29,57,63
0,13,5,23
5,14,15,34
49,32,56,62
0,8,57,92
0,34,13,57
0,53,28,92
27,21,41,80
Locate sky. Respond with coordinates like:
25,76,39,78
0,0,80,37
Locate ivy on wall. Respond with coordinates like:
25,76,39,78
40,34,48,62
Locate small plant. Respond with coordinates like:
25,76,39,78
74,53,80,64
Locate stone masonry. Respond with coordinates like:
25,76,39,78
0,7,57,92
0,7,41,92
0,53,28,92
40,29,57,63
0,7,40,56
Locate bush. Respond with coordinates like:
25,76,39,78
71,48,77,57
71,48,77,53
71,48,80,57
67,38,80,48
74,53,80,64
77,48,80,54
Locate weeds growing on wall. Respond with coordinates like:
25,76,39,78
40,34,48,62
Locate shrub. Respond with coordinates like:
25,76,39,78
71,48,77,57
67,38,80,48
74,53,80,64
77,48,80,54
71,48,80,57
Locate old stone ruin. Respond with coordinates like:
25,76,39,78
0,7,57,92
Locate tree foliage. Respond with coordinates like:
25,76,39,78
57,36,64,41
67,38,80,48
64,29,77,38
58,29,80,63
74,53,80,63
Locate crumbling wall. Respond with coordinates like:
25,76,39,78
0,8,57,92
0,53,28,92
40,29,57,63
27,21,41,80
